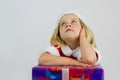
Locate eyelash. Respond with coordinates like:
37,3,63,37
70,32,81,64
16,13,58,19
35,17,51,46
61,23,65,26
61,20,77,26
71,20,77,24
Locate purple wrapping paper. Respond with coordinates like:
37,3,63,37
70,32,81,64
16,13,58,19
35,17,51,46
32,65,104,80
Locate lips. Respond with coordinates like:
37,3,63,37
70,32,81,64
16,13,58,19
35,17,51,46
66,28,73,32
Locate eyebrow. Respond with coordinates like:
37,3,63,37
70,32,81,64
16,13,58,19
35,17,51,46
59,17,79,23
60,18,78,22
59,20,66,24
72,18,79,20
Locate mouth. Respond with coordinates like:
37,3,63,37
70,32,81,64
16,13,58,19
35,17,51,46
65,28,73,32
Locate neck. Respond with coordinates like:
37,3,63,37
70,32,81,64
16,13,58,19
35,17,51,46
65,40,79,50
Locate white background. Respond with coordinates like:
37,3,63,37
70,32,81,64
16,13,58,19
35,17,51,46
0,0,120,80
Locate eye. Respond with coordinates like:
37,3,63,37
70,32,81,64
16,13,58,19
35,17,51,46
71,20,77,24
61,22,66,26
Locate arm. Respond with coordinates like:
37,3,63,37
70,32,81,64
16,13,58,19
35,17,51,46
79,28,97,64
38,52,90,66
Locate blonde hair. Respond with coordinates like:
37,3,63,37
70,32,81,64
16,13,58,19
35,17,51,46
50,14,97,48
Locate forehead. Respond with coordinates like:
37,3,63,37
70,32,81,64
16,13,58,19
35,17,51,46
60,13,79,21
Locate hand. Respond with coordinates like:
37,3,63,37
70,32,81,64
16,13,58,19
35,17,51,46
79,28,86,39
68,58,92,67
76,28,86,44
77,62,93,67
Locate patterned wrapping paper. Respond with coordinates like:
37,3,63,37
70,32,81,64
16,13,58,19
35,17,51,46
32,65,104,80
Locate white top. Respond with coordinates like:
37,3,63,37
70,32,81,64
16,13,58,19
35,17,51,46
42,45,101,65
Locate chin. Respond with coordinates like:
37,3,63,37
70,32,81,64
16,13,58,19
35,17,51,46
66,36,77,41
61,34,78,42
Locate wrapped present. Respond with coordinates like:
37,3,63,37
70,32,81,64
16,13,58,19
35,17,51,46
32,65,104,80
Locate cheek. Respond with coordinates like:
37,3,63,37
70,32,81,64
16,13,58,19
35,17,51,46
59,28,64,39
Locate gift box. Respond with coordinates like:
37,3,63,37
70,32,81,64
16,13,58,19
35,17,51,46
32,65,104,80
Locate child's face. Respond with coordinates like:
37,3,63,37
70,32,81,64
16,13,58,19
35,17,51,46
59,13,82,42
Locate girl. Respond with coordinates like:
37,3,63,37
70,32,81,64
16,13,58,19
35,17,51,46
38,10,101,66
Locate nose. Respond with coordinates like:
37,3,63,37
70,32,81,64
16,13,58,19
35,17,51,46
66,23,71,27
